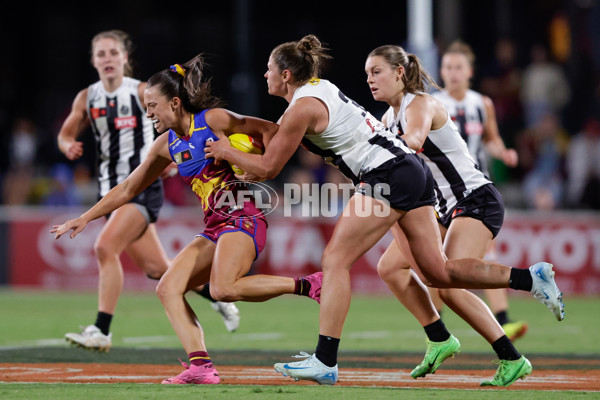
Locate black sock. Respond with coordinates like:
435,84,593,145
495,310,509,326
423,319,451,342
315,334,340,367
508,268,533,291
95,311,113,336
293,277,311,296
491,335,521,360
195,284,216,303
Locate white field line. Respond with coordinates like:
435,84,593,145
0,332,286,349
0,325,582,350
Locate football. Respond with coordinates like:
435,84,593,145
227,133,264,175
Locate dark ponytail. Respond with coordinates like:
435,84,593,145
147,54,224,113
270,34,332,85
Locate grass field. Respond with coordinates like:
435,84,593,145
1,384,596,400
0,289,595,353
1,289,598,399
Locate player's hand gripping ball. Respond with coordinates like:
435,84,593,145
227,133,264,175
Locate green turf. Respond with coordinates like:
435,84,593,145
0,289,597,355
0,383,595,400
1,290,597,398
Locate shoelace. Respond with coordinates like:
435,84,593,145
415,344,436,367
291,351,312,360
424,340,442,355
81,326,99,336
177,359,190,369
490,359,508,379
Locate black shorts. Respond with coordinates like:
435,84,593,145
356,154,436,211
100,179,164,223
439,183,505,238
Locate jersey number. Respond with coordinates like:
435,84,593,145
338,90,367,117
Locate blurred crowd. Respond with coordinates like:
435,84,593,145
1,36,599,212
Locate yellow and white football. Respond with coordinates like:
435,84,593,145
227,133,264,175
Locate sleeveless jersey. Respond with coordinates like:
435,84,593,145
168,110,263,226
292,78,414,184
385,93,491,218
86,77,160,197
432,89,489,175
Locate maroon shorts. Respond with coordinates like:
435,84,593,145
198,215,267,260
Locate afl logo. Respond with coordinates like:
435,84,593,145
208,180,279,219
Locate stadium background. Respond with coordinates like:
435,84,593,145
0,0,599,294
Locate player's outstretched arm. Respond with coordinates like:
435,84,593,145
51,133,172,239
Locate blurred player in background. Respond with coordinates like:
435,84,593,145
366,44,530,386
205,34,564,387
432,40,527,341
56,30,240,352
53,54,322,385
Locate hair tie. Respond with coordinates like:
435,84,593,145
170,64,186,76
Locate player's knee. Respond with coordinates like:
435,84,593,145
376,256,410,282
209,283,238,303
437,288,451,303
321,248,350,274
211,292,237,302
93,240,114,263
419,269,449,288
155,278,168,300
146,270,163,280
376,258,392,281
143,263,167,280
155,276,181,301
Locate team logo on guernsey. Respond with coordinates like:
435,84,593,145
174,149,193,164
90,107,107,119
308,78,320,85
243,219,254,231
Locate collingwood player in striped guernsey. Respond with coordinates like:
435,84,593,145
367,43,532,386
56,30,239,352
205,35,563,387
432,40,526,343
433,41,518,183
